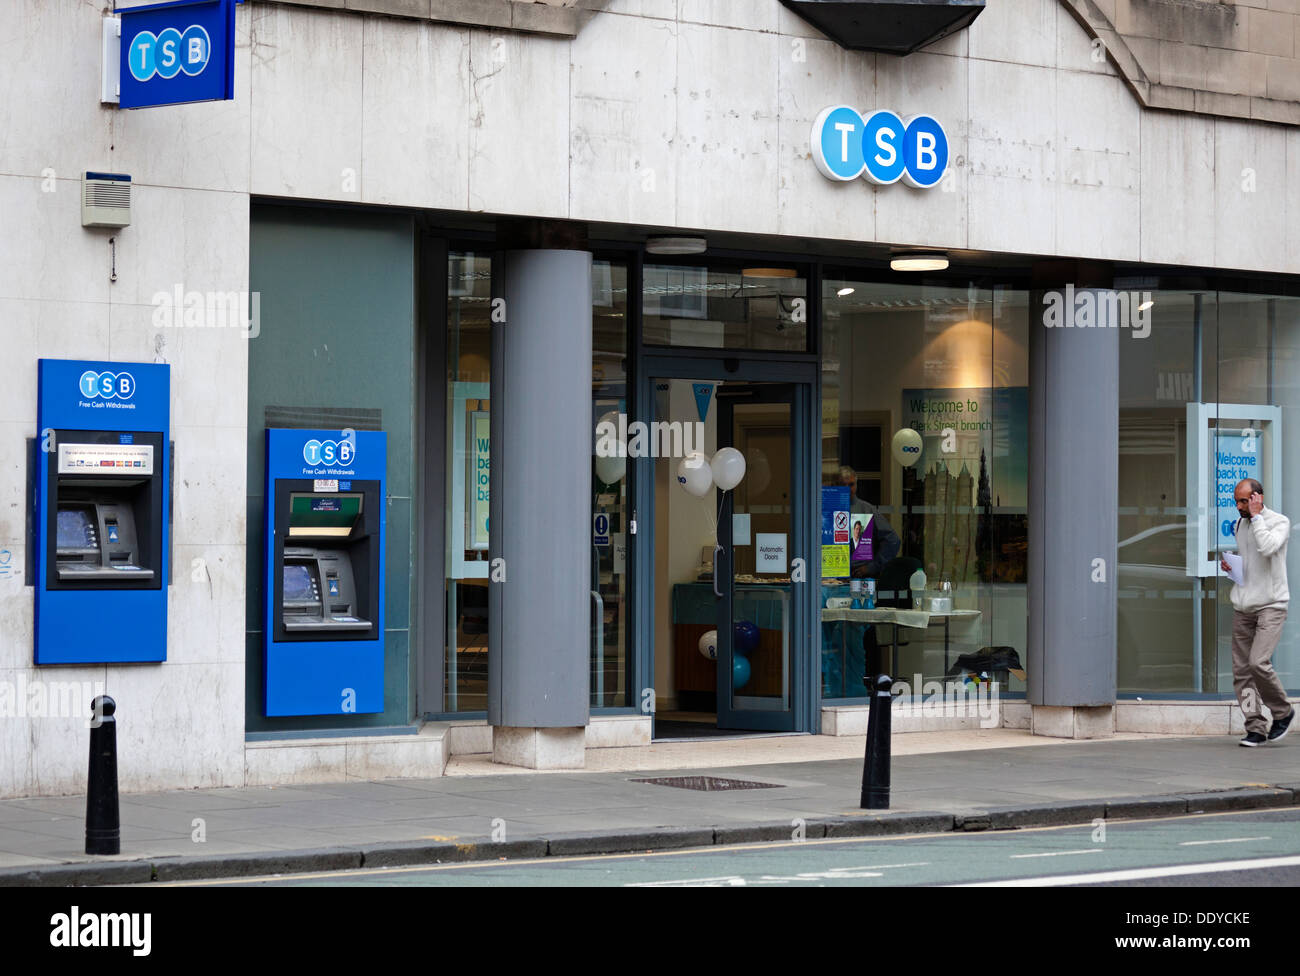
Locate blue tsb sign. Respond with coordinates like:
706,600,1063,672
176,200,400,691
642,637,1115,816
119,0,237,109
811,106,949,188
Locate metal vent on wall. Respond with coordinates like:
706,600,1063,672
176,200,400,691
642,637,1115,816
84,182,129,208
780,0,985,55
265,406,384,432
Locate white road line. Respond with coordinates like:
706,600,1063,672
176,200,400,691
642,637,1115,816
951,853,1300,887
1179,836,1270,846
1009,849,1103,859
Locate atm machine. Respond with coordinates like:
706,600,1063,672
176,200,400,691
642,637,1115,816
263,428,386,716
34,359,170,664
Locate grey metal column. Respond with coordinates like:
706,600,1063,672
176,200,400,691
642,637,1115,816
489,249,593,731
1028,281,1119,713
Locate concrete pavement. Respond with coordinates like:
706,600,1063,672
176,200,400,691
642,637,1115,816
5,730,1300,885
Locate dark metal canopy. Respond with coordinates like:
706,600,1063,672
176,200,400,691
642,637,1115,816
780,0,985,55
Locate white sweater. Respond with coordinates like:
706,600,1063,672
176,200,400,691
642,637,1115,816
1231,505,1291,612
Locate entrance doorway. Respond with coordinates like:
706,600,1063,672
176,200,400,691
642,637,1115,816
643,363,815,738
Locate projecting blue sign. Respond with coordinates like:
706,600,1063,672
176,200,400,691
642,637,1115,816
119,0,237,109
811,106,949,188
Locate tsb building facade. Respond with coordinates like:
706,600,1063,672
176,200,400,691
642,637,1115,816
1,0,1299,796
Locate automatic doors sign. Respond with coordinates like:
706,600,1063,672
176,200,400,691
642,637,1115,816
79,370,136,401
810,106,948,188
119,0,237,109
303,438,355,467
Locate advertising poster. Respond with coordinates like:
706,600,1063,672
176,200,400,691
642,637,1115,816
821,485,850,545
469,411,490,550
1213,430,1263,550
849,513,874,564
901,387,1029,583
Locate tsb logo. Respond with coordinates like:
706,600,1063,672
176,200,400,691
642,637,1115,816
303,439,356,467
128,25,211,82
901,445,920,454
811,106,948,188
79,370,136,401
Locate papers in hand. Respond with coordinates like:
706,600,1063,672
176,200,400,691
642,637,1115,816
1223,551,1244,585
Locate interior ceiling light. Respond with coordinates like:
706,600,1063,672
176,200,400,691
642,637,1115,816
645,236,707,255
890,251,949,272
1137,299,1154,311
836,287,855,297
741,267,797,278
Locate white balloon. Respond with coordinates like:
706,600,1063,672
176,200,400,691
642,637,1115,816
595,453,625,484
710,447,747,491
676,451,713,497
891,427,924,468
698,629,718,660
594,409,627,484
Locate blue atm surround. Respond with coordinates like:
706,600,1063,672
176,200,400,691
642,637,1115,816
264,428,386,716
35,359,170,664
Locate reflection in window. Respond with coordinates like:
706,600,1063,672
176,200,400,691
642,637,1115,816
643,264,807,351
819,278,1029,699
1117,291,1300,694
445,253,491,712
592,260,629,707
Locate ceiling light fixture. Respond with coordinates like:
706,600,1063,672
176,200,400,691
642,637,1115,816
890,251,949,272
1137,299,1154,311
645,236,707,255
836,287,855,297
741,267,797,278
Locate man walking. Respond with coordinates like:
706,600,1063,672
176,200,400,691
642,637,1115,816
1223,479,1294,746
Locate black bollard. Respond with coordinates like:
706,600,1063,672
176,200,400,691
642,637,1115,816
85,695,120,856
860,674,893,809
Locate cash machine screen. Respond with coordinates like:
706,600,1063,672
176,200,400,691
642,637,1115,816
283,564,317,602
57,509,98,550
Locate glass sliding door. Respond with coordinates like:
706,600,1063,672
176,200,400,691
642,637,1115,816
644,359,813,735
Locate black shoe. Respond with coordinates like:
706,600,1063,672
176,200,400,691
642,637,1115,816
1240,732,1267,747
1268,708,1296,742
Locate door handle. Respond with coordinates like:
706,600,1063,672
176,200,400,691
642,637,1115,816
712,543,724,599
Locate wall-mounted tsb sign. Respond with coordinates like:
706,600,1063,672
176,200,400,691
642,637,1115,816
302,437,356,468
118,0,237,109
79,369,136,401
810,106,949,188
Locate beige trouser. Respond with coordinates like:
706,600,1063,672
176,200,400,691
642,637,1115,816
1232,607,1291,735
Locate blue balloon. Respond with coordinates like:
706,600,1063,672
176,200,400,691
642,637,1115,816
734,620,759,655
733,654,751,690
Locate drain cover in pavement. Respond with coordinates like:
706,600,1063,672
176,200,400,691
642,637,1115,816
631,776,784,792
